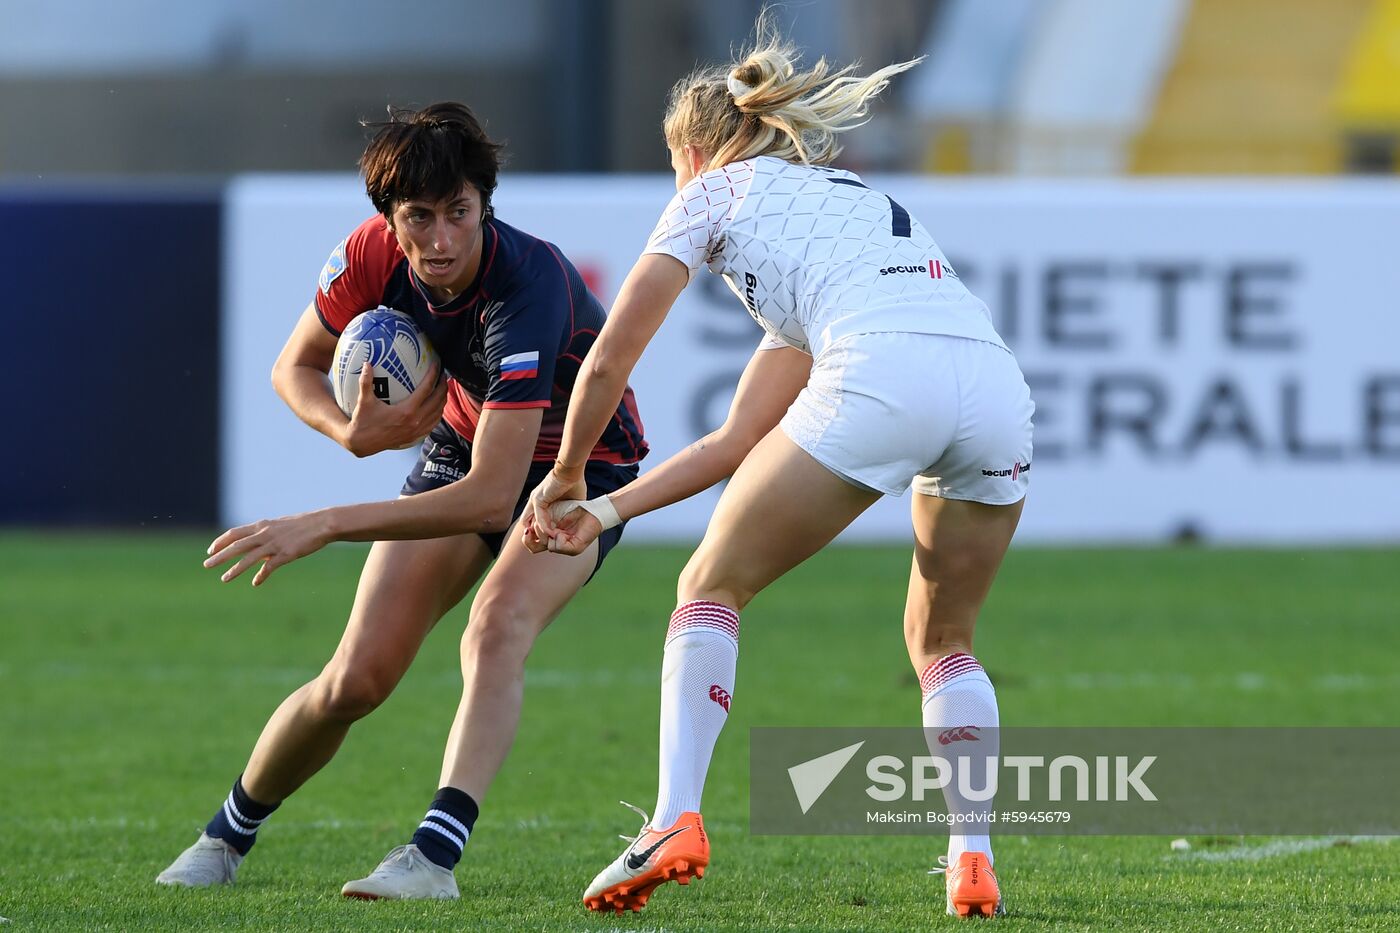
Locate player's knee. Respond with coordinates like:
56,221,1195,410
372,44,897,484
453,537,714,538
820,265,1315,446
904,573,980,662
462,598,536,667
314,665,395,722
904,613,973,658
677,557,752,610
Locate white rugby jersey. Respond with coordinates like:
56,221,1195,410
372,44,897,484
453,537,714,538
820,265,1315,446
645,156,1007,356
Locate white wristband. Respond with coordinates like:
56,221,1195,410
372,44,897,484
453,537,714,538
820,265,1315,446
579,495,622,531
547,495,622,532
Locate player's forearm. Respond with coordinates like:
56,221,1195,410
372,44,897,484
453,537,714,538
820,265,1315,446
557,256,683,474
322,479,515,542
274,363,350,447
608,430,750,522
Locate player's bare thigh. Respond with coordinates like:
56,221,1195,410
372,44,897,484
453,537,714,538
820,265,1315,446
903,492,1023,670
466,521,600,651
677,428,881,610
319,533,494,708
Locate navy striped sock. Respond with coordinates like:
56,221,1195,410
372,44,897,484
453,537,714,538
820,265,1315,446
410,787,480,870
204,775,280,855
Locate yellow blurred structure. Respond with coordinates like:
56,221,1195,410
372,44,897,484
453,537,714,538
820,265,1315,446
1337,0,1400,121
1132,0,1373,173
923,123,975,174
1335,0,1400,170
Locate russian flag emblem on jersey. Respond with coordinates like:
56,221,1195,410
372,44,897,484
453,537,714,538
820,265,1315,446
499,351,540,381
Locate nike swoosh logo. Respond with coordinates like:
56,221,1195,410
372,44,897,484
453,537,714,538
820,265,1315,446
625,827,689,871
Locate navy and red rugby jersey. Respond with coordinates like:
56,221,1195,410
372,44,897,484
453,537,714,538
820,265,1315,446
314,215,647,465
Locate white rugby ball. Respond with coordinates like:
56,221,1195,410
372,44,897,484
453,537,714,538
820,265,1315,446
331,306,439,416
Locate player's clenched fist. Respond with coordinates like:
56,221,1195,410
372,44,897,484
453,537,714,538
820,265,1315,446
341,361,446,457
523,496,616,556
521,501,606,556
527,468,587,539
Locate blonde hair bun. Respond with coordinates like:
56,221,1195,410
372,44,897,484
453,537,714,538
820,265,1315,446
664,14,920,172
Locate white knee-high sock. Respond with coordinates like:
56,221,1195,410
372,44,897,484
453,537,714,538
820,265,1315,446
651,600,739,829
920,652,998,866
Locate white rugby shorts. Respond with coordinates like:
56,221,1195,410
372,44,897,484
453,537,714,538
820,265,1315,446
779,332,1034,504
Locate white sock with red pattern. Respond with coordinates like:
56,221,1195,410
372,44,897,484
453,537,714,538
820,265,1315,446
651,600,739,829
920,652,998,866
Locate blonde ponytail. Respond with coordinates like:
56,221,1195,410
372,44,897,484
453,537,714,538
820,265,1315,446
664,15,920,172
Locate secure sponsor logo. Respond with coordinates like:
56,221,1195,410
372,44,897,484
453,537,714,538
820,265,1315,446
877,259,959,278
981,462,1031,479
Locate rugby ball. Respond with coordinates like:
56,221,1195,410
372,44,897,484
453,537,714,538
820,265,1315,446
331,306,439,416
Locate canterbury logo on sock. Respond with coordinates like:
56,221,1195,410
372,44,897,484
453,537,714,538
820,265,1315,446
708,684,731,711
937,726,981,745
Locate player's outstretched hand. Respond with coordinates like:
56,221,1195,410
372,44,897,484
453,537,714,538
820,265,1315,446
342,361,447,457
521,502,602,556
203,511,334,586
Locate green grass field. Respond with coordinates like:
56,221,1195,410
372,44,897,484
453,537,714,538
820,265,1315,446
1,533,1397,930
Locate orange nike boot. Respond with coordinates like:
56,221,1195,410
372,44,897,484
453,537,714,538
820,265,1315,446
934,851,1004,918
582,804,709,914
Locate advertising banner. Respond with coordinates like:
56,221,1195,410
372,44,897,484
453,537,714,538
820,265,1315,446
225,176,1400,542
2,188,221,526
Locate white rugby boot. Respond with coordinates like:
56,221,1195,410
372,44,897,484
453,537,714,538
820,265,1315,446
341,844,460,900
155,833,243,887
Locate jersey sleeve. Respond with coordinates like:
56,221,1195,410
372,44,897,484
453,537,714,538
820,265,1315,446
642,167,744,278
480,271,569,410
312,217,399,335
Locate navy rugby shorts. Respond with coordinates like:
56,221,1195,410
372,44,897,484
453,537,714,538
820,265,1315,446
401,421,638,577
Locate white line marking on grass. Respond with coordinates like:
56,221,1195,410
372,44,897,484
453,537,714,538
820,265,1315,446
1032,672,1400,692
521,669,655,688
1184,836,1394,862
18,816,380,833
3,661,657,691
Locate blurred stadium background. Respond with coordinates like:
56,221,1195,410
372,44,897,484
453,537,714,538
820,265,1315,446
4,0,1398,540
2,1,1397,929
